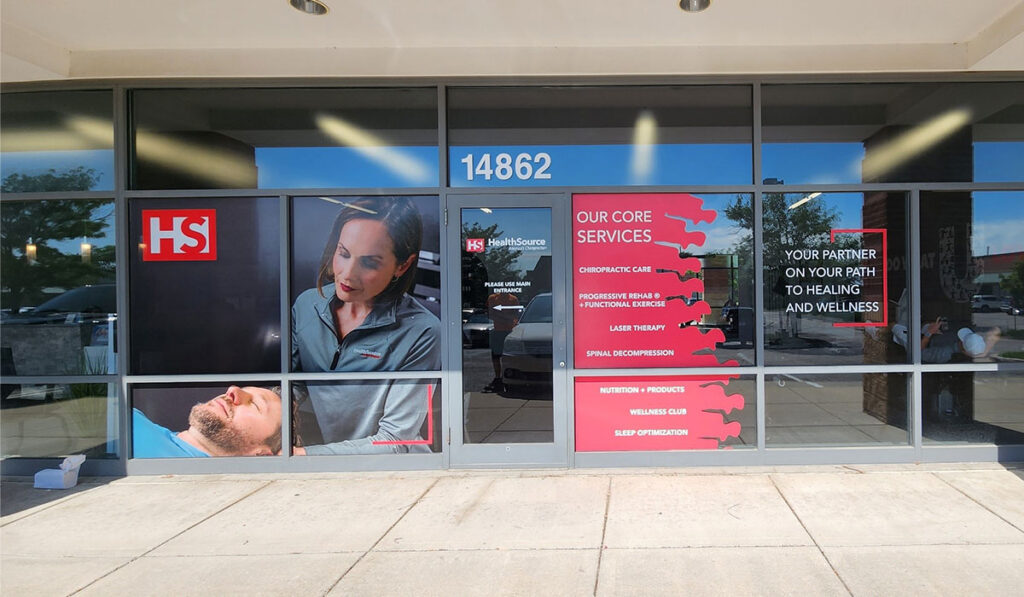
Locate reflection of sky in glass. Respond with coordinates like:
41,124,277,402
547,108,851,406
765,141,1024,185
809,193,861,230
972,191,1024,255
462,207,551,272
693,194,751,253
762,143,863,185
974,142,1024,182
256,147,438,188
776,191,1024,256
1,150,114,190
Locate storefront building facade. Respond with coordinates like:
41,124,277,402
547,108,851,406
2,75,1022,476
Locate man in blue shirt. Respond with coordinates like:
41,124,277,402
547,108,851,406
133,386,282,458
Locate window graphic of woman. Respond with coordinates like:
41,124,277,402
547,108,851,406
291,197,440,454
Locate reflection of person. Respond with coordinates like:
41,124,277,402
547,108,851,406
133,386,282,458
483,292,519,393
291,197,441,454
892,318,1000,363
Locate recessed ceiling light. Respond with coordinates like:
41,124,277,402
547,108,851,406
290,0,329,16
679,0,711,12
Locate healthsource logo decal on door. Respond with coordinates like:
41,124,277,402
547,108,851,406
142,209,217,262
466,237,547,253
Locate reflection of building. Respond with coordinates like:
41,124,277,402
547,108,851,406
974,251,1024,296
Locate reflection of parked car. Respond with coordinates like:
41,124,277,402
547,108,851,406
462,312,493,348
3,284,116,324
971,294,1005,312
500,293,552,399
1,284,117,378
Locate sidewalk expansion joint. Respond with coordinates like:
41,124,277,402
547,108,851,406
932,472,1024,536
66,479,275,596
769,474,854,597
592,476,613,597
322,477,441,596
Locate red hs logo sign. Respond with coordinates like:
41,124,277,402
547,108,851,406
466,238,485,253
142,209,217,261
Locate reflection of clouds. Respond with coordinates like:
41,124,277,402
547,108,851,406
973,220,1024,255
700,223,747,253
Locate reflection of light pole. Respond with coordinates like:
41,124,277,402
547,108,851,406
25,238,37,264
81,222,91,264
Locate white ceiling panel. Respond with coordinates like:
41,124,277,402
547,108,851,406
2,0,1022,81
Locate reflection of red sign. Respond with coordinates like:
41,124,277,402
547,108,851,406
575,376,743,451
466,238,485,253
573,193,734,368
142,209,217,262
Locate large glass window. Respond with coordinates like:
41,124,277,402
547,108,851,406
762,192,907,366
917,191,1024,364
128,197,280,374
1,382,118,459
130,88,438,190
461,206,554,443
1,199,117,376
763,82,1024,185
1,91,114,192
922,371,1024,445
449,86,752,187
766,373,910,447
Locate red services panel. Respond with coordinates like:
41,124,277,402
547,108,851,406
575,376,744,452
573,193,733,368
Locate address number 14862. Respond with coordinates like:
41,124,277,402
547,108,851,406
459,152,552,182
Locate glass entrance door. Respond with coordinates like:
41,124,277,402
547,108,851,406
449,194,568,466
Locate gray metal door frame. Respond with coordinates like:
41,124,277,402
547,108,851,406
446,193,570,467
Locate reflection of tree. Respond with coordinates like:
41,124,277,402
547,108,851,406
726,193,859,340
1,167,98,193
460,221,523,309
1001,258,1024,309
1,168,114,311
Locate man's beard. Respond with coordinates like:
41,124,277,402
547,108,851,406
189,403,250,455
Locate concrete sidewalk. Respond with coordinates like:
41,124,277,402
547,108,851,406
2,463,1024,596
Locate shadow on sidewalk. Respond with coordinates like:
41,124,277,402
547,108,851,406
1,477,115,521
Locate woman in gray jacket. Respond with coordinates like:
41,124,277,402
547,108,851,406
291,197,441,454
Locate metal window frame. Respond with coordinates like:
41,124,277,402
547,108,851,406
2,74,1024,476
